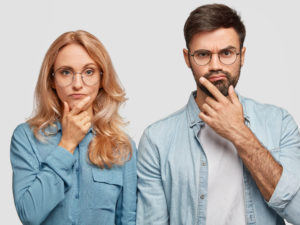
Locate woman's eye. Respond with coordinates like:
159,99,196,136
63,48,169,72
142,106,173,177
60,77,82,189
60,69,72,76
85,69,94,76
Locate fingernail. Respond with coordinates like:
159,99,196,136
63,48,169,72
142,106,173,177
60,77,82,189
199,77,205,82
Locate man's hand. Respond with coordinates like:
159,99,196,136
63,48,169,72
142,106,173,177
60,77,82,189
198,77,247,143
58,96,92,154
198,77,282,201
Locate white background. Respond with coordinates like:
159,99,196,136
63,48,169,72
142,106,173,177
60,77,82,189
1,0,299,224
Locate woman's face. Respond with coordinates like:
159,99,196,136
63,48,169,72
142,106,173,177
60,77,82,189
53,44,101,114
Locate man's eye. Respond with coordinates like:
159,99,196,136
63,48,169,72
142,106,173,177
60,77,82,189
220,50,233,57
195,51,210,58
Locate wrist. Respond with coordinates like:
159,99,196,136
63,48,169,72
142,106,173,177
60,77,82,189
58,139,77,154
230,124,252,147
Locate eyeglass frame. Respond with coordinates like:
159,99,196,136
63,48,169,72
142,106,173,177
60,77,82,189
188,47,241,66
51,67,103,87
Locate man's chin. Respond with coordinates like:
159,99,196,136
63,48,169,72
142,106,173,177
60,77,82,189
199,82,230,97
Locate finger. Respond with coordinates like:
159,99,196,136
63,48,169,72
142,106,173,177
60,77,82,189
82,121,92,133
70,96,91,115
79,114,92,124
199,112,212,124
228,85,239,104
202,103,216,116
74,110,89,121
205,96,219,110
199,77,226,102
63,101,70,116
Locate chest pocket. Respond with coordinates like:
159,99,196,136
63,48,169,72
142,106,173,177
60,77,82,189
89,166,123,209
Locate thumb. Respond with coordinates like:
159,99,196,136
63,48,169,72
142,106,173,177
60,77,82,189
63,101,70,116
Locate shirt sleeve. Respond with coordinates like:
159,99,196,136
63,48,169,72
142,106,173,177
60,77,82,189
136,129,169,225
115,140,137,225
10,124,76,225
267,110,300,225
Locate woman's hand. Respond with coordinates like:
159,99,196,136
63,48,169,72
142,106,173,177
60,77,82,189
58,96,92,153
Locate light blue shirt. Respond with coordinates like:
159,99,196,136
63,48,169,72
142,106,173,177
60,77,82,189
137,92,300,225
10,122,137,225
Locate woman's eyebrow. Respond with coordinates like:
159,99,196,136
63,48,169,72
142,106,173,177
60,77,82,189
55,63,97,71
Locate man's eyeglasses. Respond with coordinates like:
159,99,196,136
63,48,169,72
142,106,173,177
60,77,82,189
52,67,102,87
189,48,240,66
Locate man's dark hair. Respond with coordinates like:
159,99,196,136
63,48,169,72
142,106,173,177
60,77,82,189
184,4,246,49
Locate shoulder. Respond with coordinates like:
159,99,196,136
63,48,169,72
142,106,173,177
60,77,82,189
240,95,298,134
143,106,187,138
139,106,188,152
12,122,34,141
13,122,32,132
240,95,289,119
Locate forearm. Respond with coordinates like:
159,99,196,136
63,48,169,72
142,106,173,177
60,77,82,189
14,168,66,225
137,132,169,224
13,146,75,225
232,125,283,201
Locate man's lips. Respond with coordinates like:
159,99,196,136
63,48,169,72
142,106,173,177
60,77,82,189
207,75,227,82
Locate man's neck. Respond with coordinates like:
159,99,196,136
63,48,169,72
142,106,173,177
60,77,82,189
195,88,208,112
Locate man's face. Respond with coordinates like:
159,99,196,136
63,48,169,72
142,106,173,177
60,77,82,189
183,27,246,97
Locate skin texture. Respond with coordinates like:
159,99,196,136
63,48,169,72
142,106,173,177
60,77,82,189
52,44,101,153
183,28,282,201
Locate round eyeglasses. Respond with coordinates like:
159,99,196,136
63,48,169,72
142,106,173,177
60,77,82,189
52,67,102,87
189,48,240,66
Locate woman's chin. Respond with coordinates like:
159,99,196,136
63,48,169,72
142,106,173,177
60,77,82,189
68,100,90,111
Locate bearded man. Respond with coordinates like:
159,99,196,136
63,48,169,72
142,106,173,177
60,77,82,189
137,4,300,225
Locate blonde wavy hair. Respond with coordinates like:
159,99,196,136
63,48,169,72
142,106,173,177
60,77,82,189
27,30,132,168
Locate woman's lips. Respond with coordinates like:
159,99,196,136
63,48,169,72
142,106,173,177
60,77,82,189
207,75,227,82
70,94,86,99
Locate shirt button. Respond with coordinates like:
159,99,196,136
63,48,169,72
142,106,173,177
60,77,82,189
200,194,205,199
202,162,206,166
75,194,79,199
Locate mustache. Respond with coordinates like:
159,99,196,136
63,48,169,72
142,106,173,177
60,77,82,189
203,70,231,80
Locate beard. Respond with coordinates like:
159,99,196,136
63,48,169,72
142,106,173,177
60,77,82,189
191,64,241,98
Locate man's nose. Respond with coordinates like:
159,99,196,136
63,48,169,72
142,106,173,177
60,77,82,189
208,53,222,71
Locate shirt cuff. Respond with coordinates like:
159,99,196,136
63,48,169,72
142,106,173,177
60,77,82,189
43,146,76,189
268,167,300,209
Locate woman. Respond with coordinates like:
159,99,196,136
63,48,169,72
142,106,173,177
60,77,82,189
10,30,136,225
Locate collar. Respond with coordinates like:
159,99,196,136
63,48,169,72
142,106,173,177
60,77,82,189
44,121,94,134
186,91,205,128
238,94,250,126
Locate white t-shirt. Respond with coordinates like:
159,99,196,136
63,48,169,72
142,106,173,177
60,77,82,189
199,124,246,225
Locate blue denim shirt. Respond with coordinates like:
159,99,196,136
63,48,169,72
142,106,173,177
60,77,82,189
137,92,300,225
10,122,137,225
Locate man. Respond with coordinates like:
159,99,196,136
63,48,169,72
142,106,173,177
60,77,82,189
137,4,300,225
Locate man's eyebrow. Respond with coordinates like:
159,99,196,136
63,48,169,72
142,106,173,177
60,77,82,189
221,45,238,50
194,46,238,52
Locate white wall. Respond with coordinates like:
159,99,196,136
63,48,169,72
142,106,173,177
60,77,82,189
1,0,299,224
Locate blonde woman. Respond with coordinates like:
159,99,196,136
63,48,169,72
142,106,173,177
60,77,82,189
10,30,136,225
